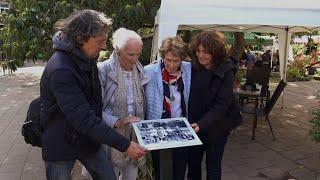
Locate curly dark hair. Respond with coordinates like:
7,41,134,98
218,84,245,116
54,9,112,48
189,30,228,69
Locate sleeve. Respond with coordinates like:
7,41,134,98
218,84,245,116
98,62,120,128
102,110,119,128
50,69,130,152
197,70,234,133
97,62,107,96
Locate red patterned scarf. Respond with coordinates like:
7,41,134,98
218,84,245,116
161,61,186,118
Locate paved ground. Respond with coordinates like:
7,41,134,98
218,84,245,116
222,80,320,180
0,66,319,180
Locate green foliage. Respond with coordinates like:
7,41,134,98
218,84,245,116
0,0,77,70
269,72,281,83
311,106,320,143
1,0,160,71
138,153,154,180
286,65,309,82
235,69,246,83
311,89,320,143
291,44,305,56
140,37,153,66
317,90,320,99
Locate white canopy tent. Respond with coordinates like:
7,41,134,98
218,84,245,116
151,0,320,80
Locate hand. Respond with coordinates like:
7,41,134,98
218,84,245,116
114,116,141,128
126,141,148,160
191,123,200,133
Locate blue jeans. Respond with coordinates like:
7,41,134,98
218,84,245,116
187,133,229,180
45,146,116,180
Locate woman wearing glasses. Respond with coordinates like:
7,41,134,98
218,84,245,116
144,36,191,180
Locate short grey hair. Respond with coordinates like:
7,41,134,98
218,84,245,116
112,28,143,50
159,36,187,60
55,9,112,48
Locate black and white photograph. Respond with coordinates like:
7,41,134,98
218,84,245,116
132,118,202,150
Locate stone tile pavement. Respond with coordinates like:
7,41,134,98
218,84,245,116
221,80,320,180
0,73,44,180
0,67,319,180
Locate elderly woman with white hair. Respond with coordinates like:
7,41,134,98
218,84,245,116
83,27,149,180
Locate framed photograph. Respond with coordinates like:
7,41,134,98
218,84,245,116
132,117,202,150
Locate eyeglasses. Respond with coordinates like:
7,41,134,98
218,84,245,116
164,58,181,64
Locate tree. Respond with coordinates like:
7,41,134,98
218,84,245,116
230,32,245,61
0,0,160,70
0,0,76,69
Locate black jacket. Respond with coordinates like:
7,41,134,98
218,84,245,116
188,61,235,143
40,31,130,161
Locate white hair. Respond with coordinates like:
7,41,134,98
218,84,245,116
112,27,143,50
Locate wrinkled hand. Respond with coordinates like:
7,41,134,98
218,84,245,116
126,141,148,160
114,116,141,128
191,123,200,133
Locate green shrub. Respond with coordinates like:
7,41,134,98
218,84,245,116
317,90,320,98
311,108,320,143
235,69,246,84
292,44,306,56
286,65,309,82
311,90,320,143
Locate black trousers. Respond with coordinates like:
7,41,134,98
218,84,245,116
187,133,229,180
151,147,188,180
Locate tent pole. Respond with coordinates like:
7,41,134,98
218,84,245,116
150,24,159,63
281,26,289,109
271,45,274,69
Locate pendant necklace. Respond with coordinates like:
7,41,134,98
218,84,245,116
170,94,175,101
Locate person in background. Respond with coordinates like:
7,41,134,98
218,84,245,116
262,50,272,67
188,30,234,180
40,10,147,180
272,49,280,71
309,46,319,65
144,36,191,180
293,51,305,67
97,27,149,180
245,48,256,67
273,49,280,65
307,46,320,75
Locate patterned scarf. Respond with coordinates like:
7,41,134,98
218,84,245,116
161,60,186,118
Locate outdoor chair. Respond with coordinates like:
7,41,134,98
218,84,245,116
241,80,287,141
241,66,271,107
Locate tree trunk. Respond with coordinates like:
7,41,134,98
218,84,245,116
230,32,245,61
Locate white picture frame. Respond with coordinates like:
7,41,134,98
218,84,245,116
132,117,202,150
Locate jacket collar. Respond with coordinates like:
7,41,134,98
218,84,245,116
52,31,95,72
69,48,96,72
206,60,233,79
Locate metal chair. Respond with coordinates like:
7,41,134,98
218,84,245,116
241,66,271,107
241,80,287,140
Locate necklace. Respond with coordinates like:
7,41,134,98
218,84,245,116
170,94,175,101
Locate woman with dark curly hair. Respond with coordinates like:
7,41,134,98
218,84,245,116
188,30,234,180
